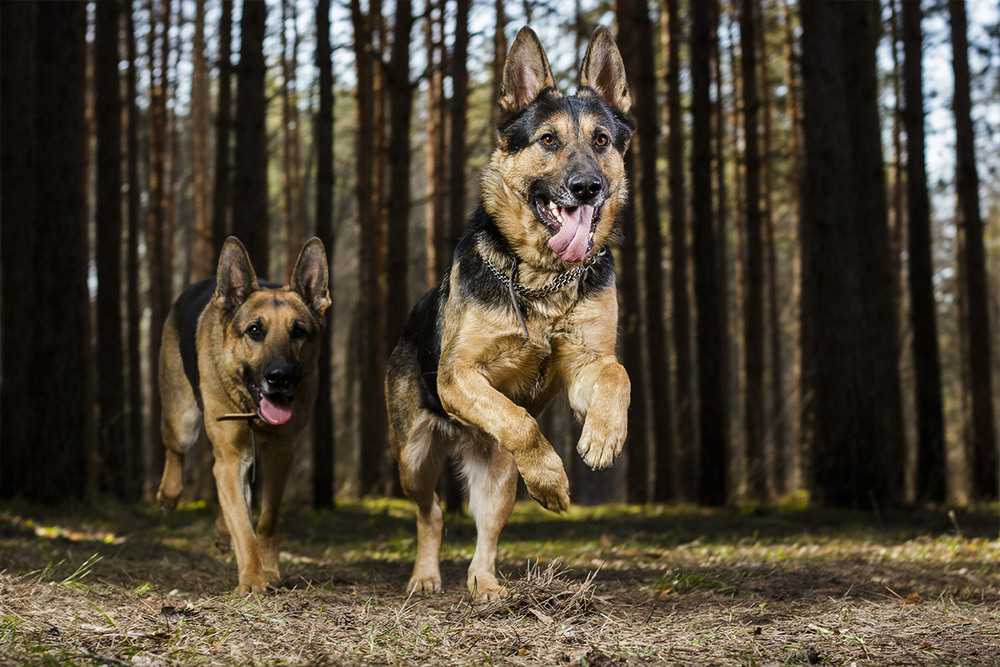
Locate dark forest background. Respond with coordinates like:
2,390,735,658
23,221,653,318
1,0,998,511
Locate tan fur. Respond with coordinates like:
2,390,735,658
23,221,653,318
157,237,330,595
386,26,632,602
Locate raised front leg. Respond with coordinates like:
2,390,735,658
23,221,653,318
569,357,630,470
438,362,569,513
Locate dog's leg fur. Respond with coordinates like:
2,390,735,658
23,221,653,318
397,414,447,594
461,441,518,600
256,440,294,584
205,415,266,595
559,288,630,470
156,311,203,512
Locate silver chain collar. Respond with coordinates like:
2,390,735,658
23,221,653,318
477,243,606,299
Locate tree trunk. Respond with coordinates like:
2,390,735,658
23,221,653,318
95,0,126,498
692,0,728,505
661,0,695,502
424,1,449,286
738,0,767,502
189,0,213,281
232,0,269,276
0,0,38,499
352,0,390,496
490,0,507,139
948,0,997,500
29,0,90,503
842,0,906,503
313,0,336,508
125,0,144,501
448,0,471,248
902,0,947,502
386,0,413,349
281,0,305,273
212,0,233,256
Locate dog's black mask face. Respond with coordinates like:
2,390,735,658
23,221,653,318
482,27,635,269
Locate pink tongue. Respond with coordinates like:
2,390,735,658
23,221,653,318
547,205,595,263
259,396,293,425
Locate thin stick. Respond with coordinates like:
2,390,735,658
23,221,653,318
216,413,257,421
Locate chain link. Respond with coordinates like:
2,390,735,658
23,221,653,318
477,244,606,299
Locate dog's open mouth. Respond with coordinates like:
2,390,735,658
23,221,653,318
534,196,601,263
248,382,294,426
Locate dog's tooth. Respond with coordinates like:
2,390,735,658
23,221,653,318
588,231,594,241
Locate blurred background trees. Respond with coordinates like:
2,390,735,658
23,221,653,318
1,0,998,510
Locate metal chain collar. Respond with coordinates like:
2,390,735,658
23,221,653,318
477,243,606,299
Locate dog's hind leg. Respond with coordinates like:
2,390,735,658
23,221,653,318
156,312,202,512
397,414,447,594
461,440,518,601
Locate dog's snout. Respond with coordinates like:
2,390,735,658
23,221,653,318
568,173,604,203
263,363,299,394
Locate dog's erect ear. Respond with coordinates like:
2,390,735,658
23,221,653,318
290,237,331,317
497,26,555,126
579,26,631,115
215,236,259,312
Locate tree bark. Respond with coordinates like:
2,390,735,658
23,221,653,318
0,0,38,499
232,0,269,277
424,0,449,285
313,0,336,508
212,0,233,256
947,0,997,500
902,0,947,501
95,0,127,498
448,0,471,248
738,0,767,502
692,0,728,505
189,0,213,281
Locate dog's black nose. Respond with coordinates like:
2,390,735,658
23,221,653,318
263,364,299,394
568,173,604,203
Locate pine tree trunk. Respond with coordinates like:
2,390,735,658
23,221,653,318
212,0,233,255
125,0,145,501
902,0,947,501
232,0,269,276
692,0,728,505
448,0,471,248
313,0,336,508
0,0,38,499
425,1,449,286
189,0,213,281
738,0,767,502
95,0,126,498
947,0,998,500
30,0,90,502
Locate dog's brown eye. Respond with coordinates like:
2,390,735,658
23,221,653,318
290,324,308,341
540,133,557,147
595,133,609,148
245,323,264,341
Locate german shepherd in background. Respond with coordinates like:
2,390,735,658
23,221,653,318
157,237,330,595
386,26,634,601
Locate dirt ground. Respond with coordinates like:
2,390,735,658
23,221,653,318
1,500,998,666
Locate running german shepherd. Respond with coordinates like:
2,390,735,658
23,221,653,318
385,26,634,601
156,237,330,595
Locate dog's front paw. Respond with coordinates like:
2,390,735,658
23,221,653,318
406,574,442,595
468,574,508,602
518,446,570,513
234,578,272,596
577,412,627,471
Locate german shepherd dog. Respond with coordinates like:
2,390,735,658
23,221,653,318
156,237,330,595
386,26,634,601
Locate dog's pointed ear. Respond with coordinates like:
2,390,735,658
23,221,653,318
579,26,631,115
290,237,331,317
215,236,259,312
497,26,555,127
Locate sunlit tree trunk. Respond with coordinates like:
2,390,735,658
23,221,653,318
189,0,213,281
424,0,448,286
948,0,997,500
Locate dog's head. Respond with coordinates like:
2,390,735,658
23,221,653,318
214,236,331,426
482,26,634,270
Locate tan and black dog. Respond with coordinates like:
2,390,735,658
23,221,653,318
156,236,330,595
385,26,634,601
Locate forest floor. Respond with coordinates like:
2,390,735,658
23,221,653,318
1,498,999,666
